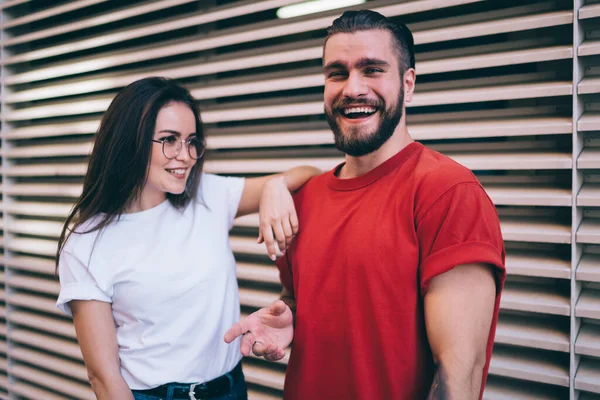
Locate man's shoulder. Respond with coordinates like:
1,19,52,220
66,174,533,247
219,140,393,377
413,144,479,189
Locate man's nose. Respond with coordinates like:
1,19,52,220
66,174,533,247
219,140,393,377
342,72,368,99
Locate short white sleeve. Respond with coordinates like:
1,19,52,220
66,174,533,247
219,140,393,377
56,249,112,316
199,173,245,229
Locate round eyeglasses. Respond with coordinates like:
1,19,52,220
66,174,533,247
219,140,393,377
152,136,205,160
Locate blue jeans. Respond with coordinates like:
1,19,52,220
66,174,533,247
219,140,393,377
132,365,247,400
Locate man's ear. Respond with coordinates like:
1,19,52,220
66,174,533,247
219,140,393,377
403,68,416,103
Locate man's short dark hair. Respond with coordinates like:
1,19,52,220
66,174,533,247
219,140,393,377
324,10,415,74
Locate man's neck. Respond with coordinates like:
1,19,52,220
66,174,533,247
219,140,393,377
338,125,413,179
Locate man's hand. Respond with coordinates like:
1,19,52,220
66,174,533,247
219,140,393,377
224,300,294,362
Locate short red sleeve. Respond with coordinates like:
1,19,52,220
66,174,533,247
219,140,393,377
416,182,506,295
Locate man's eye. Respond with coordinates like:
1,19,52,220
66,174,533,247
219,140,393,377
328,71,346,78
365,68,383,74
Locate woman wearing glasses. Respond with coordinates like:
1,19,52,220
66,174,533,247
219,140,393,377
55,77,319,400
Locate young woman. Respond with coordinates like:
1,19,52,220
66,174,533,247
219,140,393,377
55,77,319,400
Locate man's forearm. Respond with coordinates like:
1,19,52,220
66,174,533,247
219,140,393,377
426,360,484,400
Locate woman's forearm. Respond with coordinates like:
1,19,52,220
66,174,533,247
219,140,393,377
90,373,134,400
281,165,321,192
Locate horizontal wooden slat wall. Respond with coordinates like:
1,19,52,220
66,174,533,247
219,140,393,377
574,0,600,399
0,0,597,399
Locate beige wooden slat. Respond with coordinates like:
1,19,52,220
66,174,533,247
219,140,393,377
578,184,600,207
489,347,569,387
578,149,600,169
247,389,282,400
0,0,30,12
10,364,94,400
416,10,572,45
239,287,279,309
576,290,600,320
484,377,566,400
206,152,571,176
579,3,600,20
576,324,600,358
10,311,75,339
578,114,600,132
208,117,572,150
3,202,72,218
577,220,600,245
234,213,572,245
1,0,199,47
501,283,570,316
231,236,276,258
4,44,574,104
579,77,600,95
3,78,572,122
9,275,59,296
7,237,56,257
4,163,87,177
8,382,69,400
579,40,600,57
3,255,54,275
9,293,62,316
2,142,92,159
485,185,571,207
5,183,82,198
506,251,570,279
0,0,107,29
1,186,571,212
2,0,486,84
575,359,600,394
1,0,311,66
501,217,571,244
495,314,569,352
7,219,62,239
10,329,81,360
2,119,99,140
237,262,280,285
11,347,87,382
577,254,600,283
242,362,285,391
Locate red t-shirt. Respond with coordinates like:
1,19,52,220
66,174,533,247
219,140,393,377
276,142,506,400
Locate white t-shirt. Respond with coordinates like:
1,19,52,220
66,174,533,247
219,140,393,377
56,173,245,390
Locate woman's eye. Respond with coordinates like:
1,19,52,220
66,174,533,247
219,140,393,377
163,136,178,144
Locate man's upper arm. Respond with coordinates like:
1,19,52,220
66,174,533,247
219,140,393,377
424,263,496,367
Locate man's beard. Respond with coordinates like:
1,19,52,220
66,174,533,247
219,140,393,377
325,86,404,157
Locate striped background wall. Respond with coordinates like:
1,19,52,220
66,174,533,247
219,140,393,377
0,0,599,399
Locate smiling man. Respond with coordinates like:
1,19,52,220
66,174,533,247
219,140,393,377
225,10,506,400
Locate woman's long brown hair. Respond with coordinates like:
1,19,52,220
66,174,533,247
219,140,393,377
56,77,206,271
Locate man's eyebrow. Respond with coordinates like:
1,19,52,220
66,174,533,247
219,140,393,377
323,60,347,70
355,58,390,69
324,58,390,71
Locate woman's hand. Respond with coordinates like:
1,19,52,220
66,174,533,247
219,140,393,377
257,176,299,261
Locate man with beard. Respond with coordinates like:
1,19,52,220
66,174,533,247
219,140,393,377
225,10,505,400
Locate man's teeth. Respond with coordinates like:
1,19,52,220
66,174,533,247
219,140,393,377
167,168,186,175
343,107,376,115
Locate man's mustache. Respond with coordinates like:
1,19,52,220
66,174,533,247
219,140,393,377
333,97,383,111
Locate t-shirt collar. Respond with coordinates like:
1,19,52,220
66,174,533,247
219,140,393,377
326,142,422,191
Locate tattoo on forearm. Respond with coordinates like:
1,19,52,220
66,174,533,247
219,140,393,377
426,366,448,400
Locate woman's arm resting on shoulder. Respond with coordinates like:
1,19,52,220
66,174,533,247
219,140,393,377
424,264,496,400
71,300,134,400
236,166,321,260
